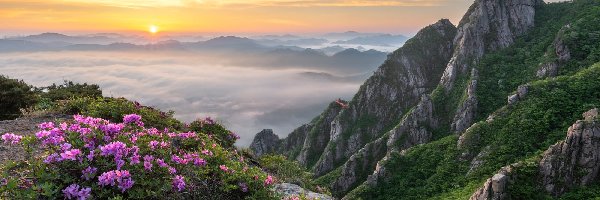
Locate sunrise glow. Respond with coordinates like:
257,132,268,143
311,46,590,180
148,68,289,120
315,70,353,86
149,25,158,34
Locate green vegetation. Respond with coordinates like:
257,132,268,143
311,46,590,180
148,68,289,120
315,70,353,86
0,75,37,120
259,154,329,194
64,97,183,130
40,80,103,102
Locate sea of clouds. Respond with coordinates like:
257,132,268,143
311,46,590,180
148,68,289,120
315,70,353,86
0,51,373,146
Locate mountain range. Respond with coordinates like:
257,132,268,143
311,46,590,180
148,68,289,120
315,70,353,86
250,0,600,199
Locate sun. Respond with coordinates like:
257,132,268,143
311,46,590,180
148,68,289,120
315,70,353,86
149,25,158,34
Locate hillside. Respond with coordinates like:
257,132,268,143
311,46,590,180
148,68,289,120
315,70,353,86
250,0,600,199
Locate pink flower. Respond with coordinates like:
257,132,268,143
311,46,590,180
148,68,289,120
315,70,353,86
264,175,274,186
60,149,81,161
219,165,229,173
1,133,22,145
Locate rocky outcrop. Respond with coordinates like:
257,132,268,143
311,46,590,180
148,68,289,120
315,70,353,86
313,18,457,177
507,84,529,105
536,24,572,78
441,0,543,90
0,114,70,163
362,95,437,187
273,183,333,200
539,108,600,196
452,68,479,133
297,101,343,167
469,164,516,200
249,129,280,157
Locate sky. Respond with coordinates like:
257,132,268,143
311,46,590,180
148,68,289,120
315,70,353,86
0,0,478,35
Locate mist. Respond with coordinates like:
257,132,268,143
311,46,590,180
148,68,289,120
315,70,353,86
0,51,376,146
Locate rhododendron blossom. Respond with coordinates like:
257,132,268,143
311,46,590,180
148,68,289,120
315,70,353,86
1,133,22,144
172,175,185,192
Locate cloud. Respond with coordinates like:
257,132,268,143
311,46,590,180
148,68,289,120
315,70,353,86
57,0,446,8
0,51,364,146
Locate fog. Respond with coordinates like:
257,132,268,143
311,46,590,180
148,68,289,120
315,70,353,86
0,51,376,146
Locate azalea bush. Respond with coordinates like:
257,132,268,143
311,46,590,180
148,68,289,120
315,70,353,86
0,114,277,199
63,97,182,130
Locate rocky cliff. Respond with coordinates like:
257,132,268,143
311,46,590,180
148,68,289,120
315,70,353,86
470,108,600,199
247,0,600,198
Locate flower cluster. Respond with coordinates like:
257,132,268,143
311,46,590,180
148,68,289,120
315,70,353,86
63,184,92,200
2,113,275,199
1,133,22,144
98,170,134,192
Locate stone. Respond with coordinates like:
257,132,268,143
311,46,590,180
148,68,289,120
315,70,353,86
273,183,333,200
539,108,600,196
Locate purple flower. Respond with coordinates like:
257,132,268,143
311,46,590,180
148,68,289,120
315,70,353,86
99,123,124,135
116,159,125,170
171,155,188,165
168,167,177,174
178,132,196,138
60,149,81,161
98,170,134,192
87,151,95,161
123,114,142,124
172,175,185,192
99,141,127,158
156,158,168,168
1,133,23,145
144,161,153,171
239,182,248,192
194,158,206,166
81,167,98,181
62,184,92,200
148,141,159,150
38,122,54,130
44,153,61,163
129,154,140,165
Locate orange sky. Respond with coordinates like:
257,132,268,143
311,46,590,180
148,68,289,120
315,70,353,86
0,0,555,35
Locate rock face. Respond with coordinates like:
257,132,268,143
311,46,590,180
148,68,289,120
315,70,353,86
249,129,280,157
273,183,333,200
296,101,344,167
452,68,479,133
440,0,543,90
445,0,542,134
312,18,457,177
536,24,572,78
469,108,600,199
469,164,516,200
539,108,600,196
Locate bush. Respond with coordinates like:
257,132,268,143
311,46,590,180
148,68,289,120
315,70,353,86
259,155,329,195
0,114,277,199
189,118,239,149
41,80,102,101
0,75,38,120
64,97,182,130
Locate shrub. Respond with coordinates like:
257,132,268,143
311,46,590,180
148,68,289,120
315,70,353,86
41,80,102,101
259,154,329,195
0,75,38,120
189,118,239,149
64,97,182,130
0,114,277,199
